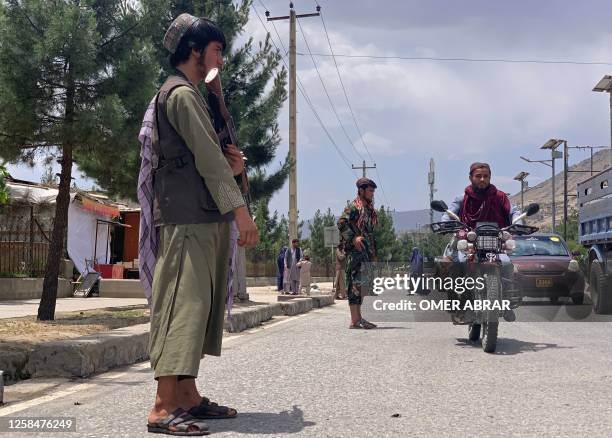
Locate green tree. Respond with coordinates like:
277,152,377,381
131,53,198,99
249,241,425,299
420,232,449,260
0,0,153,320
0,164,8,204
374,206,402,262
76,0,290,203
307,208,336,275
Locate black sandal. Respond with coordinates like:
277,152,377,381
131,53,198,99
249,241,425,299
188,397,238,420
359,318,377,329
147,408,210,436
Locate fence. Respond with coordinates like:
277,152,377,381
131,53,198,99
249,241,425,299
0,205,52,277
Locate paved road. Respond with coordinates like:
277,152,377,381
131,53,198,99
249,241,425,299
1,301,612,437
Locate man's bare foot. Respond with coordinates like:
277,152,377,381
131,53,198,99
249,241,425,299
178,394,203,411
148,404,179,425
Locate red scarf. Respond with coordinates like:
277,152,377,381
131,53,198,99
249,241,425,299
460,184,510,229
354,196,378,230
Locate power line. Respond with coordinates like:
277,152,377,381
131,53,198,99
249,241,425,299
316,9,391,206
251,3,357,176
257,0,287,56
313,7,390,207
318,11,371,162
296,18,366,163
296,52,612,66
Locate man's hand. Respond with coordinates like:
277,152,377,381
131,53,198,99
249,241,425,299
224,144,245,176
353,236,365,252
234,205,258,247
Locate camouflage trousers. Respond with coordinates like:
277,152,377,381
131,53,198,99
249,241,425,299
345,251,374,306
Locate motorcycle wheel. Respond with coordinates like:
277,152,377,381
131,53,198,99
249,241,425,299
468,323,481,341
482,269,501,353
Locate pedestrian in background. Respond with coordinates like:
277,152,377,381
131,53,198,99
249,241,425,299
277,246,287,292
334,243,347,299
297,254,312,295
284,238,302,294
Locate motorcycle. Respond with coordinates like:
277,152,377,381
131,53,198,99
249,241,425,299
429,201,540,353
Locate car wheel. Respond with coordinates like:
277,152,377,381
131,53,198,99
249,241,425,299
590,261,612,314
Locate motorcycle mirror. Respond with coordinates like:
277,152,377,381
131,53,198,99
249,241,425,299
204,67,219,84
430,200,448,213
525,203,540,216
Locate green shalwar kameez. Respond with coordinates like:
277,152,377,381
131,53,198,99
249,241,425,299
148,84,245,379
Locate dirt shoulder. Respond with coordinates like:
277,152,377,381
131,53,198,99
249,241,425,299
0,305,150,355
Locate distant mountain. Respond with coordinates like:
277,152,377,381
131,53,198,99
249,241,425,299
390,209,443,233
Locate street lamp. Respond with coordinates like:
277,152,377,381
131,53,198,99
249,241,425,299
513,171,529,211
541,139,564,234
521,139,563,233
592,75,612,168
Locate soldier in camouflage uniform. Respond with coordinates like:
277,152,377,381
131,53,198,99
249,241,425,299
337,177,379,329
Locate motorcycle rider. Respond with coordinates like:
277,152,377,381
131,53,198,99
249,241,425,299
441,162,522,323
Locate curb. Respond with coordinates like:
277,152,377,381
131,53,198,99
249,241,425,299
2,295,335,383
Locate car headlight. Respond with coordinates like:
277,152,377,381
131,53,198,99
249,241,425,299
457,239,469,251
505,239,516,251
501,231,512,241
467,231,477,242
568,260,580,272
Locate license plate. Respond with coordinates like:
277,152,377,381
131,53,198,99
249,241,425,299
536,278,553,288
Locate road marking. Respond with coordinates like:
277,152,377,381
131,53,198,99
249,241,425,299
0,307,325,415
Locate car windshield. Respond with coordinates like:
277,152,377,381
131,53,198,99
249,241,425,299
513,236,568,256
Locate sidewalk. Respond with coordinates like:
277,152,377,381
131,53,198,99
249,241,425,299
0,297,147,319
0,283,335,319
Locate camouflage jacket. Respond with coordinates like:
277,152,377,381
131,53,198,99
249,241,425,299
337,200,377,260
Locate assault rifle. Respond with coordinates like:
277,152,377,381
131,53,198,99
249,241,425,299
204,68,252,215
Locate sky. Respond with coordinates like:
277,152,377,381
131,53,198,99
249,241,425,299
8,0,612,220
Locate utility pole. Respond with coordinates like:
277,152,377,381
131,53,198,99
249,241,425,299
522,139,563,232
352,160,376,177
428,158,436,224
266,3,320,244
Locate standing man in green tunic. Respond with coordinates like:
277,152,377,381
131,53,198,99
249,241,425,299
146,14,259,436
337,178,379,330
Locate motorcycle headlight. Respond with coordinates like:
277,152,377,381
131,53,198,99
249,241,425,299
457,239,469,251
568,260,580,272
505,239,516,251
467,231,477,242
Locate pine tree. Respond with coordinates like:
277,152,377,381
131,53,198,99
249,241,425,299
308,208,336,276
0,0,154,320
0,164,8,204
374,206,402,262
75,0,290,202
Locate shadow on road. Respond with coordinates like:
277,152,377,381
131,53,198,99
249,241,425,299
209,405,315,435
368,326,410,330
455,338,574,355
